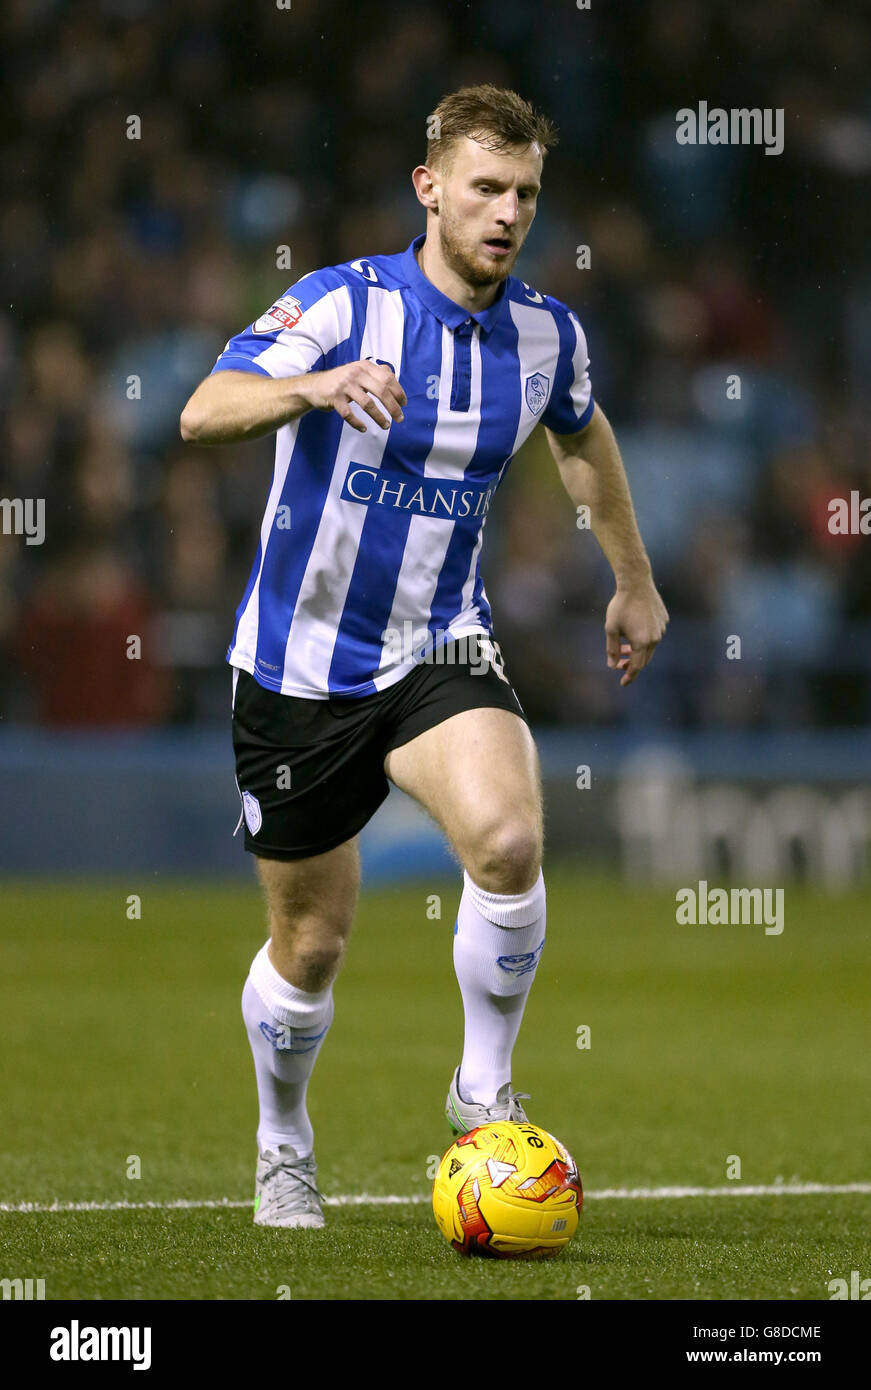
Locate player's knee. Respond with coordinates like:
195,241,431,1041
467,815,542,895
279,938,346,992
267,913,349,991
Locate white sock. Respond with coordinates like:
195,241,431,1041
241,942,334,1158
453,869,546,1106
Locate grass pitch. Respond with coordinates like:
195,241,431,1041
0,872,869,1300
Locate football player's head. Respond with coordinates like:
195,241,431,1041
413,85,557,288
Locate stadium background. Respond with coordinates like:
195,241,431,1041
0,0,869,882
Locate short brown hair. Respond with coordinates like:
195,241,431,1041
426,84,558,170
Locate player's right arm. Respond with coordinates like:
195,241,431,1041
179,360,406,445
180,274,406,445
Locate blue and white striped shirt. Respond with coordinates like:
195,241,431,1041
212,233,594,698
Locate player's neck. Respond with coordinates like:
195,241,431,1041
416,235,502,316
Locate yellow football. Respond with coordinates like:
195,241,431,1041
432,1120,583,1259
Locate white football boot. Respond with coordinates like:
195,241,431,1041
445,1066,531,1135
253,1144,324,1229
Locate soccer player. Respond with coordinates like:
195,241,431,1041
180,85,668,1228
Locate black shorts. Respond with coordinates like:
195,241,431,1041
230,634,527,861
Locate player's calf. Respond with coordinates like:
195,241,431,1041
451,868,547,1110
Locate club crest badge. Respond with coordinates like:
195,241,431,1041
524,372,549,415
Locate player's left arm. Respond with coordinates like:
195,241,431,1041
546,404,668,686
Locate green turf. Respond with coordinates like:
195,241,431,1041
1,872,869,1300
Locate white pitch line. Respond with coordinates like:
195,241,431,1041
2,1182,869,1215
585,1183,871,1200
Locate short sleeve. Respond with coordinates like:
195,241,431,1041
210,270,353,379
541,307,595,434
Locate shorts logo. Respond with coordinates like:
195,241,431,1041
242,790,263,835
524,372,549,415
252,297,303,335
496,938,545,977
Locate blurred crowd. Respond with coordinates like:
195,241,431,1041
1,0,870,728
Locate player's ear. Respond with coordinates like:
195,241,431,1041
412,164,439,213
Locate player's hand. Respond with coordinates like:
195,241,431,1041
604,580,669,687
303,361,407,433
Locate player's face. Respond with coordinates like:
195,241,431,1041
435,137,542,287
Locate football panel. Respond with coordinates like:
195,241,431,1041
480,1185,580,1244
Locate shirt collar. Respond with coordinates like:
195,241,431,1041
401,233,508,334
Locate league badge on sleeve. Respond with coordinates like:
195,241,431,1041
252,296,304,334
524,372,550,415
